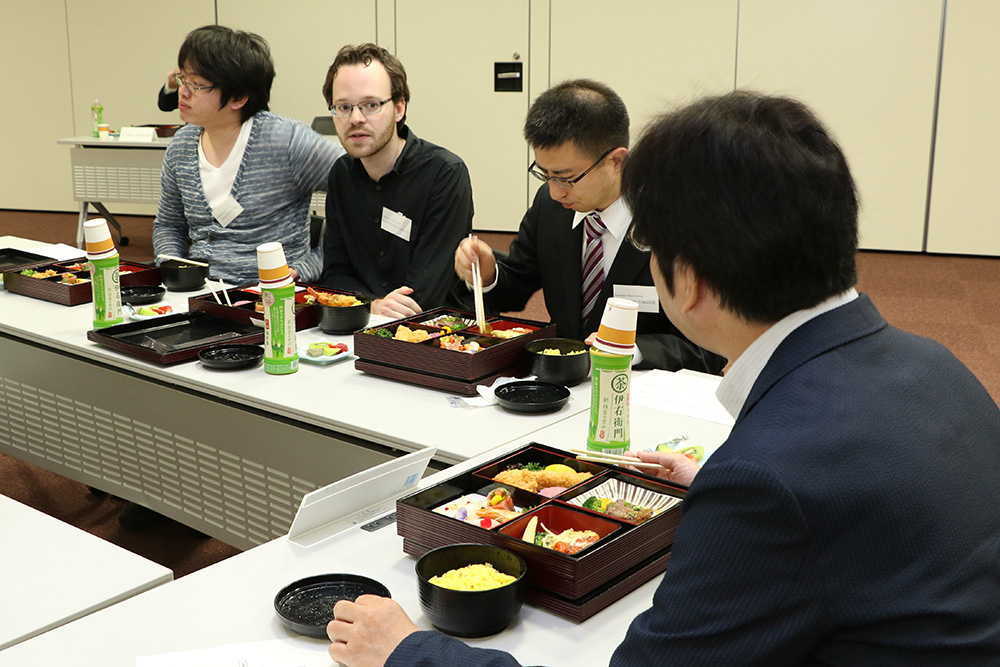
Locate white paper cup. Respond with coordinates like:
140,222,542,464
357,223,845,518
593,297,638,355
83,218,117,260
256,242,293,289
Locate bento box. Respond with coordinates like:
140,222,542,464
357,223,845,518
3,259,161,306
188,283,369,333
86,311,264,364
353,308,557,394
396,442,686,621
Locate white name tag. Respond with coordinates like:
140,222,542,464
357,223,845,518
213,195,244,228
614,284,659,313
381,207,412,242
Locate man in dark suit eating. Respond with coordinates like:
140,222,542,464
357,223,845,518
454,79,724,373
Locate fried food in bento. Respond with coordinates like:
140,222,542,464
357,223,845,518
493,468,592,493
306,287,361,307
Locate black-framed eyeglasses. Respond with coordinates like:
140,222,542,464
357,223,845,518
329,98,392,118
528,147,615,190
175,73,215,94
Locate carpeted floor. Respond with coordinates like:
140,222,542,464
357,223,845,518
2,209,999,579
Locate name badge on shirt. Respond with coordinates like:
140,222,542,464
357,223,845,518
213,195,244,228
614,284,659,313
381,207,412,242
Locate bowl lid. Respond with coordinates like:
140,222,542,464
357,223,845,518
274,574,391,638
494,381,570,413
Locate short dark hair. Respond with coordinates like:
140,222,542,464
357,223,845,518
523,79,629,160
322,43,409,129
623,91,859,323
178,25,273,122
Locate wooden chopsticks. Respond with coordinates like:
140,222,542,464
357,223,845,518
570,448,666,470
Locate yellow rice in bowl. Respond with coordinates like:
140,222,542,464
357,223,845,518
428,563,515,591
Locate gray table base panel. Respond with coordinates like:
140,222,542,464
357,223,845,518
0,336,396,550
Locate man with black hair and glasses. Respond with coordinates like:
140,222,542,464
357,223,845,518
454,79,723,373
153,25,342,285
320,43,474,319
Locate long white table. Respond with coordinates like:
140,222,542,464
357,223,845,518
0,404,730,667
0,237,592,549
56,136,172,247
0,493,172,651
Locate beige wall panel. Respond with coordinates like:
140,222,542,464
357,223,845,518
62,0,215,215
549,0,738,144
1,2,76,211
216,0,377,125
926,0,1000,255
395,1,532,232
737,0,942,252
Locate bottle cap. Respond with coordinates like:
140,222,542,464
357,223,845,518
83,218,118,260
593,297,638,355
256,242,293,289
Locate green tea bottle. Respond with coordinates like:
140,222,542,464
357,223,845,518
586,298,639,454
83,218,123,329
256,242,298,375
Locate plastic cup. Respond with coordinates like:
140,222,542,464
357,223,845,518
592,297,638,355
83,218,117,260
256,242,293,289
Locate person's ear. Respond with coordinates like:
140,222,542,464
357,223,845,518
674,262,702,314
229,95,249,111
394,99,406,124
608,147,628,174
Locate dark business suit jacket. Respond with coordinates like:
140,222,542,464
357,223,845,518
480,185,724,373
158,87,178,112
387,295,1000,666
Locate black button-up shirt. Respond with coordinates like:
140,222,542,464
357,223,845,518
320,125,474,308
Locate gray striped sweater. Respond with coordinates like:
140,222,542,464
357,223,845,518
152,112,343,284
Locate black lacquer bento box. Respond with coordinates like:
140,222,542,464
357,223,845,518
353,308,557,395
396,443,686,621
188,282,369,333
3,259,161,306
87,311,264,364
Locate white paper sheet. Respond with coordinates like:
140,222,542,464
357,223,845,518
136,638,329,667
631,370,734,426
25,243,86,261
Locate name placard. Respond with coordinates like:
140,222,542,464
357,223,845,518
118,126,158,142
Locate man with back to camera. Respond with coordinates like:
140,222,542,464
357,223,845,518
319,43,474,319
324,91,1000,665
454,79,725,373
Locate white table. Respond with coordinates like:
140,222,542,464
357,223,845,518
56,136,172,247
0,237,592,548
0,431,703,667
0,493,172,651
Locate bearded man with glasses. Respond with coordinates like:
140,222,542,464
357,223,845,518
319,43,474,319
454,79,724,373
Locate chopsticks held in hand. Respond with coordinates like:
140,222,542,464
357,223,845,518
469,234,493,334
571,448,667,470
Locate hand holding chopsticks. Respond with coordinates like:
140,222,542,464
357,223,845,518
469,234,493,335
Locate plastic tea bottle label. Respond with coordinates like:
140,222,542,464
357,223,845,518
91,99,103,138
89,256,123,329
587,349,631,455
262,285,298,374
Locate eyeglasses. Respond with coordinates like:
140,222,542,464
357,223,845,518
528,147,615,190
175,73,215,94
626,224,652,252
329,98,392,118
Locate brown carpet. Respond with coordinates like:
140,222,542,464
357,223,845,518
2,209,999,579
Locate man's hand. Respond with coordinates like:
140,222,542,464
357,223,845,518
166,69,180,91
372,286,421,319
327,595,420,667
624,450,702,487
454,236,496,286
288,267,299,281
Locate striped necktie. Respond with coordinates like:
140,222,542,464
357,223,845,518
581,212,607,323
